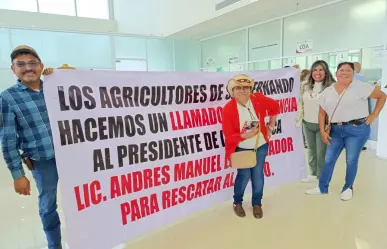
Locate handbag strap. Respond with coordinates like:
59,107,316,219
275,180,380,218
328,86,348,124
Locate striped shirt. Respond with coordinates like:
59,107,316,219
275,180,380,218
0,80,55,180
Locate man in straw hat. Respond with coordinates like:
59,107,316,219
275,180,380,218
0,45,73,249
222,74,280,218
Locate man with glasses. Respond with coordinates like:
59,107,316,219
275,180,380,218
0,45,62,249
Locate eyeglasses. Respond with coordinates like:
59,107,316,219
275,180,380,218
14,61,40,68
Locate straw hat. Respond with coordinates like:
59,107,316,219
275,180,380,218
227,74,254,97
58,64,76,69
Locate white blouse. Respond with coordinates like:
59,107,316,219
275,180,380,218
303,82,323,123
237,99,267,149
319,80,375,123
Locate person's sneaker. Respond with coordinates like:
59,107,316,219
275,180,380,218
301,175,317,183
305,187,323,195
340,188,353,201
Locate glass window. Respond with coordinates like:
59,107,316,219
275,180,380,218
10,29,113,69
38,0,75,16
230,64,245,72
114,36,146,59
115,59,147,71
328,54,338,75
295,56,307,70
146,39,174,71
0,28,12,69
201,30,247,67
270,59,282,69
217,66,229,72
174,40,201,72
0,0,38,12
283,58,295,67
248,61,269,70
76,0,109,19
0,68,17,91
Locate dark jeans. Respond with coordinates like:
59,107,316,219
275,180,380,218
233,143,269,206
31,158,62,249
318,120,370,194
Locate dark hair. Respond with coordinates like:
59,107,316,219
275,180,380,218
284,66,291,68
337,62,355,72
305,60,335,92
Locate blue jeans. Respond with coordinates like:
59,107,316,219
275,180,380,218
319,120,370,194
233,143,269,206
31,159,62,249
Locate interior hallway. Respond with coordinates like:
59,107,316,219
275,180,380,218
0,150,386,249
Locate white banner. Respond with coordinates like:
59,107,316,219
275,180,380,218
44,69,305,249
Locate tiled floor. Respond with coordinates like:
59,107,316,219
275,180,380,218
1,149,386,249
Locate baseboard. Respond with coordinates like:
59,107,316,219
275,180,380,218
365,140,377,150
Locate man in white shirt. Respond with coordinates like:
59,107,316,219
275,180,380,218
353,62,367,82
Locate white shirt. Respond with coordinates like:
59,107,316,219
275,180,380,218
319,80,375,123
303,82,323,123
237,99,267,149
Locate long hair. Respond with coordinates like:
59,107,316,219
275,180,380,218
305,60,336,92
300,69,310,82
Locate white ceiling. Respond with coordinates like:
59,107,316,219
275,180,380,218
168,0,347,40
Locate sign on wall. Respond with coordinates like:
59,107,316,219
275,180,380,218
228,54,239,64
44,69,305,249
337,51,349,63
206,58,215,65
287,57,296,66
296,40,313,54
229,64,244,71
313,54,323,62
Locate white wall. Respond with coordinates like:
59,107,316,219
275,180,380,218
112,0,257,37
162,0,213,36
283,0,386,56
249,20,282,61
201,0,387,68
163,0,257,36
113,0,164,36
0,9,117,33
201,29,247,67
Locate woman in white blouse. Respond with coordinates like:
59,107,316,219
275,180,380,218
297,60,335,183
306,62,386,200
